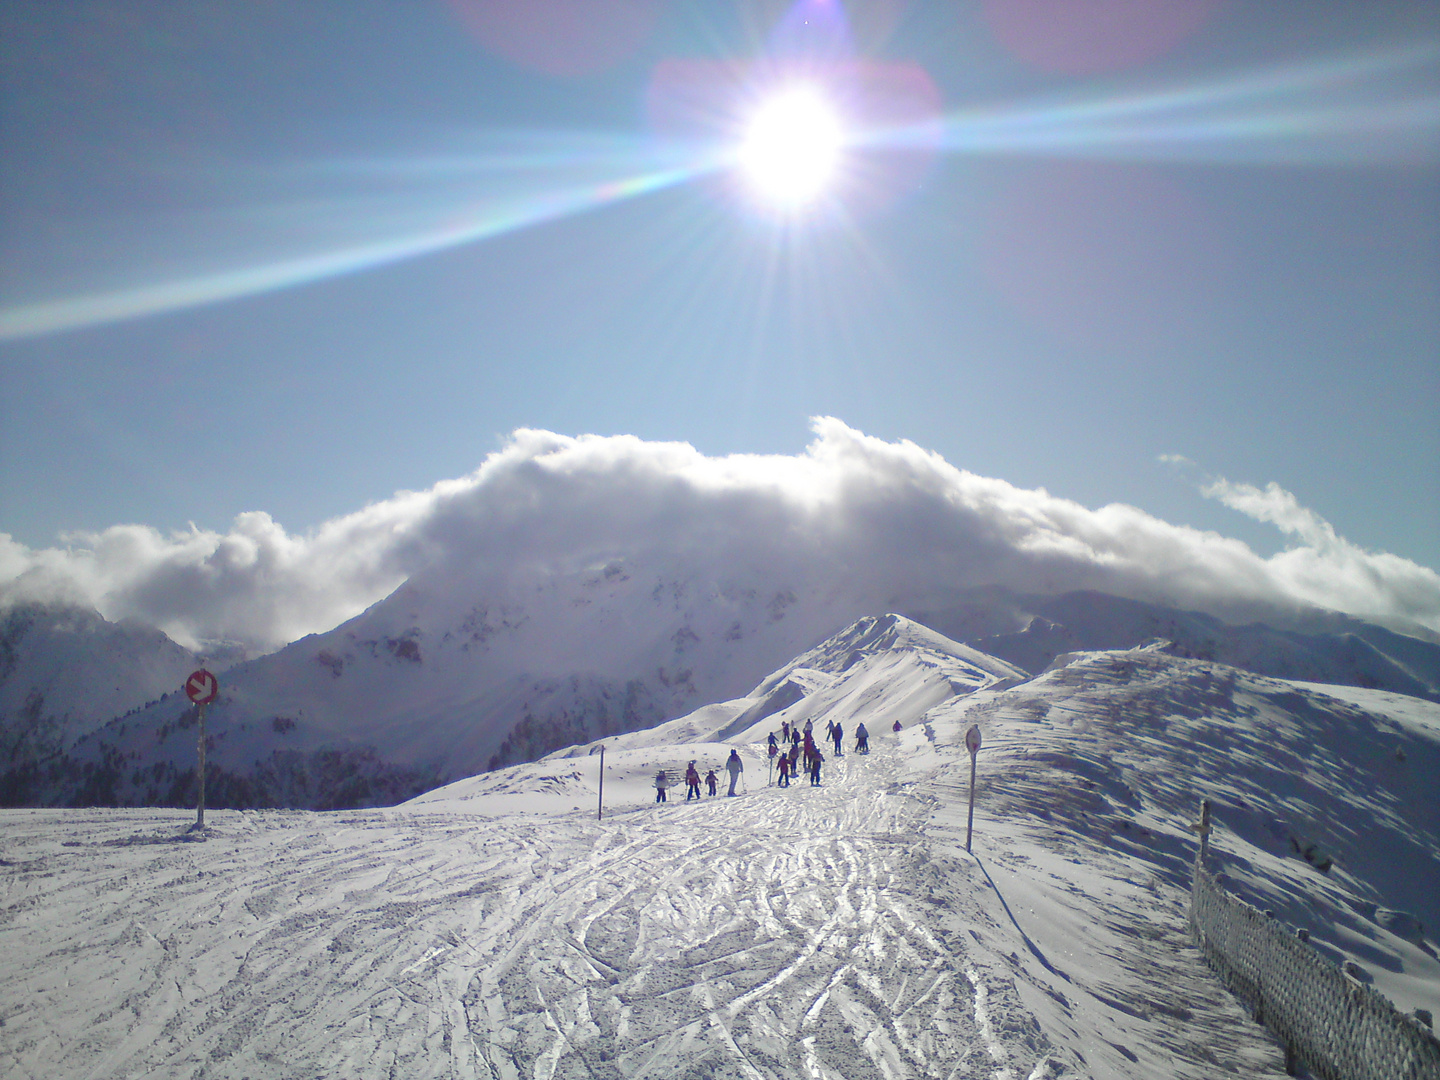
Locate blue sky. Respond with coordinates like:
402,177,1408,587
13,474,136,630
2,0,1437,601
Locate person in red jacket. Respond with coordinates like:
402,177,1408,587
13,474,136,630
685,761,702,801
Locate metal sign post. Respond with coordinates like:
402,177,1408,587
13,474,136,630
184,669,219,830
597,745,605,821
196,704,208,828
965,725,982,853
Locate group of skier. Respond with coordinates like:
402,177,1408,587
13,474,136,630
655,748,745,802
654,716,904,802
767,717,874,788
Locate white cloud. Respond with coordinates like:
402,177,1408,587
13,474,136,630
3,420,1437,652
1201,478,1337,549
1200,475,1440,632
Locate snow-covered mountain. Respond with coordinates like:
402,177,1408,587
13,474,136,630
5,565,1439,810
0,600,196,770
906,586,1440,700
544,612,1028,760
9,612,1433,1079
7,558,891,807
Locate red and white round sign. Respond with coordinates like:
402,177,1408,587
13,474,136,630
185,669,219,705
965,724,982,755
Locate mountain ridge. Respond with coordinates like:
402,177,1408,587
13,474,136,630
4,576,1439,810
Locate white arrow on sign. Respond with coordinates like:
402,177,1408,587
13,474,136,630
185,669,218,705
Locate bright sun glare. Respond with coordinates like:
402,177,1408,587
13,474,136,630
737,85,845,208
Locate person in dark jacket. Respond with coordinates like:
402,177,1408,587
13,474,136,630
705,769,718,796
685,761,702,801
655,770,669,803
831,721,843,757
809,749,824,786
855,722,869,754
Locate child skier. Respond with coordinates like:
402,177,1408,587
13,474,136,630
685,761,702,801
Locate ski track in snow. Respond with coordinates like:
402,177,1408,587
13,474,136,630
0,747,1037,1080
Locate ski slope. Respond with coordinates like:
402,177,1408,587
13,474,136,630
3,618,1435,1079
1,742,1296,1080
3,743,1055,1080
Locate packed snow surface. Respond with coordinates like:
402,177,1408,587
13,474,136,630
3,627,1437,1079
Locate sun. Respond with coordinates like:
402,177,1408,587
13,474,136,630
736,84,845,208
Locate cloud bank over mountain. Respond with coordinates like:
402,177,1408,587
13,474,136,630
3,419,1437,653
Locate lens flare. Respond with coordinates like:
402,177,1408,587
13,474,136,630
2,44,1434,343
738,85,846,207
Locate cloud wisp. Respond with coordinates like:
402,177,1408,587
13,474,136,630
2,420,1436,653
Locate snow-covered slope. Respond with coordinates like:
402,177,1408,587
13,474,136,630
3,618,1437,1079
909,588,1440,701
917,647,1440,1039
0,601,197,769
541,612,1028,760
429,630,1440,1051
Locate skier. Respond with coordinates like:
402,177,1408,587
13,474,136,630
893,720,903,733
777,753,791,788
685,761,702,801
787,742,801,783
705,769,718,796
809,748,824,786
855,722,869,754
655,769,670,803
767,733,779,759
781,720,790,743
831,721,844,758
725,749,744,796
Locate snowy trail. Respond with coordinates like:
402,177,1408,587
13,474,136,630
0,746,1031,1080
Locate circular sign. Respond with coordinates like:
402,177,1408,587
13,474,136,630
965,725,982,755
185,669,219,705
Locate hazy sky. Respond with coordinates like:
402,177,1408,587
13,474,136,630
2,1,1437,612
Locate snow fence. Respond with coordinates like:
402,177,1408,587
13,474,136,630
1190,857,1440,1080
